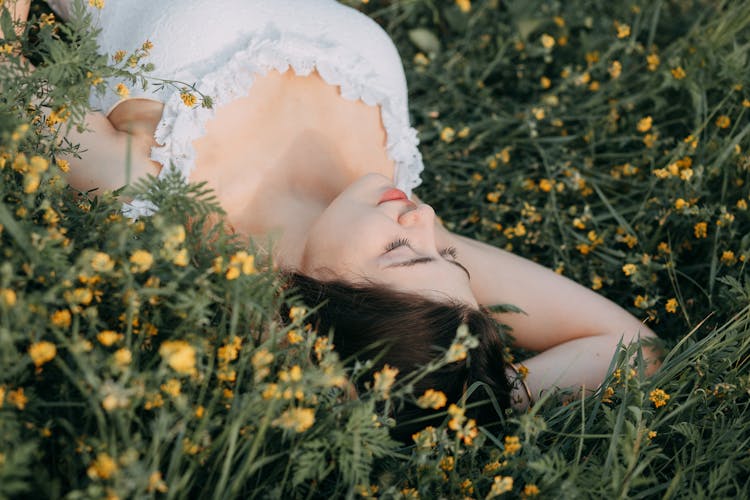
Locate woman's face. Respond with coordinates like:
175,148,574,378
301,173,477,306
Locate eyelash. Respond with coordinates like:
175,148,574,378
385,238,458,259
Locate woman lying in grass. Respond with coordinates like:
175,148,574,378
9,0,659,431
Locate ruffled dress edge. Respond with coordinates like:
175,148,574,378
122,31,424,218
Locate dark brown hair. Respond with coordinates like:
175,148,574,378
281,272,513,442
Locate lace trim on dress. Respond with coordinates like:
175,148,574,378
122,28,424,218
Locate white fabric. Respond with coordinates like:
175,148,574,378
47,0,424,217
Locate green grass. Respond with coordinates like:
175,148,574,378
1,0,749,498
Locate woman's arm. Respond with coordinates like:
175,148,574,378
420,197,660,407
1,1,160,194
0,0,30,37
63,112,162,194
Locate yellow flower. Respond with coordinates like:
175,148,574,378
129,250,154,273
180,92,197,107
159,340,197,375
272,407,315,433
440,127,456,143
91,252,115,272
288,306,307,321
46,106,70,127
1,288,17,307
488,476,514,498
55,158,70,172
455,0,471,12
637,116,653,133
634,295,648,309
413,52,429,66
112,50,126,63
647,430,657,439
172,248,189,267
649,388,670,408
412,426,438,449
439,455,455,472
615,22,631,38
694,221,708,238
417,388,447,409
646,53,660,71
540,33,555,49
286,329,304,344
225,251,255,279
609,60,622,79
147,471,168,493
458,126,470,138
721,250,736,265
665,298,678,313
262,383,279,400
445,342,467,362
498,147,511,164
251,348,274,368
50,309,72,329
486,192,501,203
674,198,688,210
372,364,399,398
622,263,637,276
113,348,132,367
217,336,242,364
8,388,28,410
737,199,747,210
116,83,129,98
87,453,117,480
540,76,551,89
66,287,93,306
591,275,603,290
88,0,105,9
142,40,154,51
97,330,123,346
715,115,731,129
23,173,40,193
503,435,521,455
522,484,540,497
28,341,57,368
160,379,181,398
163,224,186,249
671,66,686,79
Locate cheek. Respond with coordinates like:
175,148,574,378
303,214,383,275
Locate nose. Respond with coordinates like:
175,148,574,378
397,203,435,225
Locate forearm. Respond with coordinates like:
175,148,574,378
506,331,659,410
63,115,162,194
0,0,31,38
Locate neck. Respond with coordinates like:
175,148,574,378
229,135,359,269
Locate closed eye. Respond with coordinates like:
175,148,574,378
383,238,470,280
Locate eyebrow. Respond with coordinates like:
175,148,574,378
385,256,472,280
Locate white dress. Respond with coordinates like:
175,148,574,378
47,0,425,217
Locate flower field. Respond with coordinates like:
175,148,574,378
1,0,749,498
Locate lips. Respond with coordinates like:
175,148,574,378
378,187,409,205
